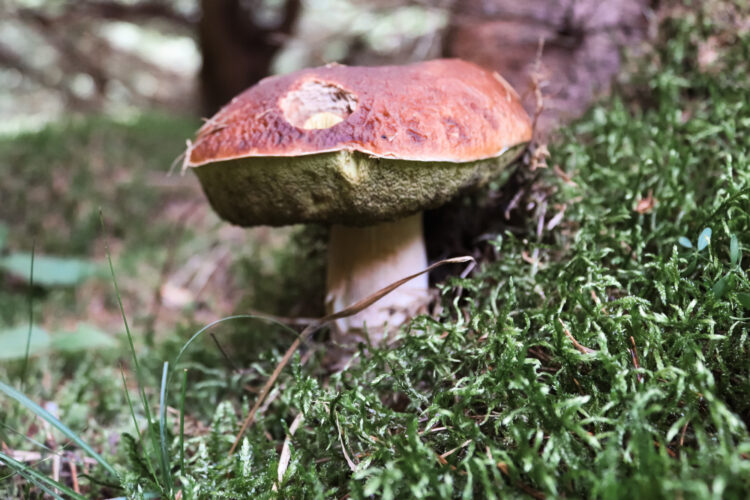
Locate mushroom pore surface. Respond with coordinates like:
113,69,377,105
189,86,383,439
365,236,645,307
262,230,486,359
193,144,525,227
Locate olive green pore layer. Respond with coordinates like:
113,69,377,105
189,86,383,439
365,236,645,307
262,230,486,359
192,145,526,227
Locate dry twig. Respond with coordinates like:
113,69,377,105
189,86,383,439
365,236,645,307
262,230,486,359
629,336,644,383
558,318,597,354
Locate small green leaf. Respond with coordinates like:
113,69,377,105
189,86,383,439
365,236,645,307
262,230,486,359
678,237,693,248
697,227,712,251
713,274,730,299
730,235,740,265
736,293,750,309
50,323,116,352
685,257,698,275
0,253,99,286
0,325,50,360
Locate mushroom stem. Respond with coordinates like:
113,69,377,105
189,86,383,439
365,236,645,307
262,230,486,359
326,212,430,346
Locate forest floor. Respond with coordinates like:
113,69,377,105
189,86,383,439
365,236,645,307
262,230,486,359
2,2,750,498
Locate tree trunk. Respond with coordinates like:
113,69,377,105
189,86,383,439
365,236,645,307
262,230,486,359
198,0,300,114
443,0,650,136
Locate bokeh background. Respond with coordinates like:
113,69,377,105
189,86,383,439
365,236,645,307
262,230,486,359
2,0,649,133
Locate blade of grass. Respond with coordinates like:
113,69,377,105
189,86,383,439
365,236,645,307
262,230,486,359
158,362,173,494
159,313,303,431
179,368,187,476
100,211,165,492
20,242,34,392
0,450,86,500
161,313,302,470
1,420,55,451
120,368,159,486
170,314,300,374
0,380,117,477
164,314,300,427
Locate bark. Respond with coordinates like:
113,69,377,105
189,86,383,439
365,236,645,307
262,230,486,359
443,0,652,136
198,0,300,114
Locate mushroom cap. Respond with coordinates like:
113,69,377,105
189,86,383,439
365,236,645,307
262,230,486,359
186,59,532,226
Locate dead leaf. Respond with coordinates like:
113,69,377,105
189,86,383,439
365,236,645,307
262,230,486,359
634,190,656,214
530,143,550,171
274,413,305,490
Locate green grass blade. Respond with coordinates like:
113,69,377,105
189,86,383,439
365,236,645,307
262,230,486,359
171,314,299,375
120,368,159,486
0,380,117,478
179,368,187,476
0,421,53,452
20,243,34,392
158,361,173,494
4,473,64,500
0,450,86,500
100,213,148,397
101,211,166,492
0,467,61,499
160,314,298,483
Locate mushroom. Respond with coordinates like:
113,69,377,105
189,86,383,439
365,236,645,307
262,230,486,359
184,59,532,349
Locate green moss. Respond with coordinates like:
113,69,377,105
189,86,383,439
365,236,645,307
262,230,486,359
192,145,525,226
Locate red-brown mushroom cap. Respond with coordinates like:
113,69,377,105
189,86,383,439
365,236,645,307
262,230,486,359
186,59,533,227
186,59,531,166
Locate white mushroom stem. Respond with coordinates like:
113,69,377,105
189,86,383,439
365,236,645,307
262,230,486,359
326,212,430,346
